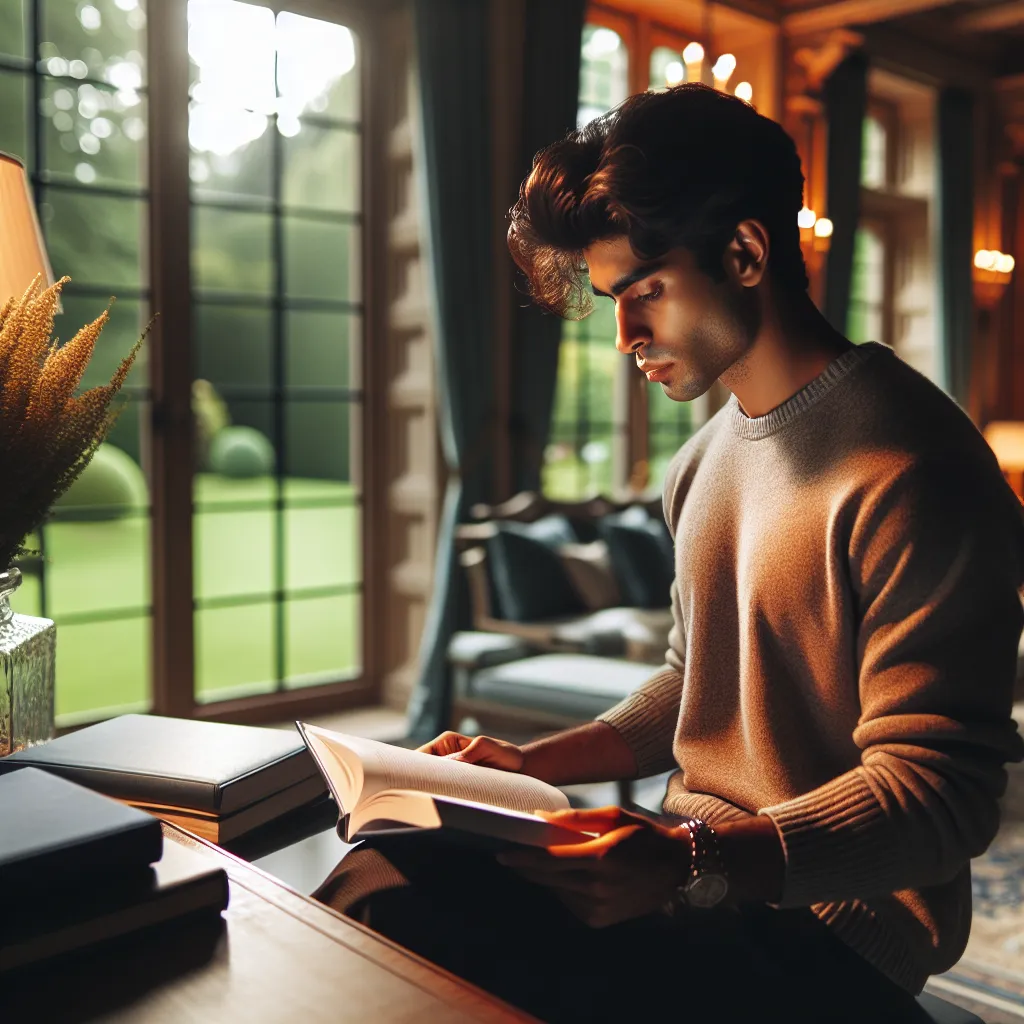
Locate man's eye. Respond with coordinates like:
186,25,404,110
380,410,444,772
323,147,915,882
638,285,662,303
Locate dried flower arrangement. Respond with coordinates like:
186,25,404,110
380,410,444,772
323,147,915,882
0,275,144,569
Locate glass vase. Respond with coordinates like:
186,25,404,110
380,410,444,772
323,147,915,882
0,568,56,756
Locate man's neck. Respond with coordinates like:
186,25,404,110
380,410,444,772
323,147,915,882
720,291,854,419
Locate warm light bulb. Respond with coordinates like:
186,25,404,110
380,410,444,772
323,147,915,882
813,217,833,238
665,61,684,86
734,81,753,104
996,252,1015,274
975,250,991,269
682,42,705,65
797,206,816,230
712,53,736,84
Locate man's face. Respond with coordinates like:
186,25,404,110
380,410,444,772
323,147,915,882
583,235,757,403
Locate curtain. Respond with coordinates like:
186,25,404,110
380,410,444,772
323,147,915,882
510,0,587,493
937,87,976,407
405,0,494,741
823,50,868,334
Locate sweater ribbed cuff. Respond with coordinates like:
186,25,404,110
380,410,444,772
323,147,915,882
596,667,682,777
759,768,897,909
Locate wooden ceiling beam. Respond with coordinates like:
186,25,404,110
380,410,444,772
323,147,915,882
783,0,961,36
953,1,1024,33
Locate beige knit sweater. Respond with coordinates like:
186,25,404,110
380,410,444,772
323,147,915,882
598,341,1024,995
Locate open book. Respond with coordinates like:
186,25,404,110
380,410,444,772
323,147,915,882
296,723,591,849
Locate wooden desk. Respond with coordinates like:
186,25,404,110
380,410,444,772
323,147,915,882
5,823,537,1023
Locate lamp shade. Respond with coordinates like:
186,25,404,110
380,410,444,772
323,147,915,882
983,421,1024,473
0,152,54,304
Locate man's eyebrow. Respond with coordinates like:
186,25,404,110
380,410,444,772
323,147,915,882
590,260,668,299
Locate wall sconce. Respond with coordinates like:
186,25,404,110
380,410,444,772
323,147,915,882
973,248,1015,309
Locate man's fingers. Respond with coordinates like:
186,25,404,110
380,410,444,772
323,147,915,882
547,825,643,858
537,805,633,835
416,731,471,756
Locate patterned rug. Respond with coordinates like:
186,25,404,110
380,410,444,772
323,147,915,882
923,821,1024,1021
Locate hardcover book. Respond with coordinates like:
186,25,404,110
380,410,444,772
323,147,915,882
0,767,164,887
296,723,590,849
1,714,326,817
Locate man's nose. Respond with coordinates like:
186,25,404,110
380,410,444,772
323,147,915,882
614,302,647,355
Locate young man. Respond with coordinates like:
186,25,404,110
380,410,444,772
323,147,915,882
317,84,1024,1022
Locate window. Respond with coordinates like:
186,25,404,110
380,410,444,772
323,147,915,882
187,2,362,704
846,75,937,383
0,0,371,726
0,0,152,723
544,13,707,501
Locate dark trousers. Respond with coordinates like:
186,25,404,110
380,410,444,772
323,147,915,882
313,834,934,1024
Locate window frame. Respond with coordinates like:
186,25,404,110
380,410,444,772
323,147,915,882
4,0,388,729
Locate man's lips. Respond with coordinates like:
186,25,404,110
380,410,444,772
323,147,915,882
640,362,672,383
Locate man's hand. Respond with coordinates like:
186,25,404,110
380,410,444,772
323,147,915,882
496,806,692,928
416,731,524,772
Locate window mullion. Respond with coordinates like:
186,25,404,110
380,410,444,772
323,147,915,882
147,0,196,719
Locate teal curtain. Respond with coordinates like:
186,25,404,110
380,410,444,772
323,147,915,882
824,51,868,334
937,88,976,407
406,0,494,741
510,0,586,493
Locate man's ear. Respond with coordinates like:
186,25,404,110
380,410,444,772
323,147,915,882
724,219,769,287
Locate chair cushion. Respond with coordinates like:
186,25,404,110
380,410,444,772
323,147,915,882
486,517,585,622
558,541,622,611
553,607,673,655
468,653,655,719
915,991,984,1024
597,508,675,609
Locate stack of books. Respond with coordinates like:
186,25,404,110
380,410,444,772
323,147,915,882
1,715,330,844
0,768,229,972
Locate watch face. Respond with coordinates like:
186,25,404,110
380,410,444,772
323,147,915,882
685,874,729,909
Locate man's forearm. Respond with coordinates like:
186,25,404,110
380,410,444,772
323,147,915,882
520,720,638,786
714,815,785,906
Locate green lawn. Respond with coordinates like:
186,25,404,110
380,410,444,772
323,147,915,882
12,475,361,725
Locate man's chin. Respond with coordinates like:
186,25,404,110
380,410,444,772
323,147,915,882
662,376,711,403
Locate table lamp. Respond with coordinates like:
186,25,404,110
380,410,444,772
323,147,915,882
0,151,55,304
983,420,1024,500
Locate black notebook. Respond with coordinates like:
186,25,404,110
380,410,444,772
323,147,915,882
0,838,230,972
0,714,323,815
0,767,164,888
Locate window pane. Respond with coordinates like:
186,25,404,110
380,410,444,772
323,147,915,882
282,123,359,213
41,78,146,187
44,515,149,617
190,129,273,201
861,115,886,190
194,506,275,601
276,11,358,122
0,70,29,161
192,205,273,295
0,0,28,58
286,310,359,389
285,504,359,592
578,24,628,126
40,0,147,86
195,602,276,702
285,400,356,482
194,302,272,387
283,218,360,301
649,45,682,91
43,188,146,287
283,592,359,687
847,226,885,344
54,615,150,723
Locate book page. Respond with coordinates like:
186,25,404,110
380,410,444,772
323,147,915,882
298,725,569,815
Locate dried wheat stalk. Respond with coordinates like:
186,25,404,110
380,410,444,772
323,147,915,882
0,274,145,569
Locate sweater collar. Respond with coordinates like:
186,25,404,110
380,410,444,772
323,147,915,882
727,341,889,441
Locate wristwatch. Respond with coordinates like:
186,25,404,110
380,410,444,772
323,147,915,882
675,816,729,909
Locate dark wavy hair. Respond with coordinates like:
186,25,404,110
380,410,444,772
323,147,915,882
507,83,809,319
